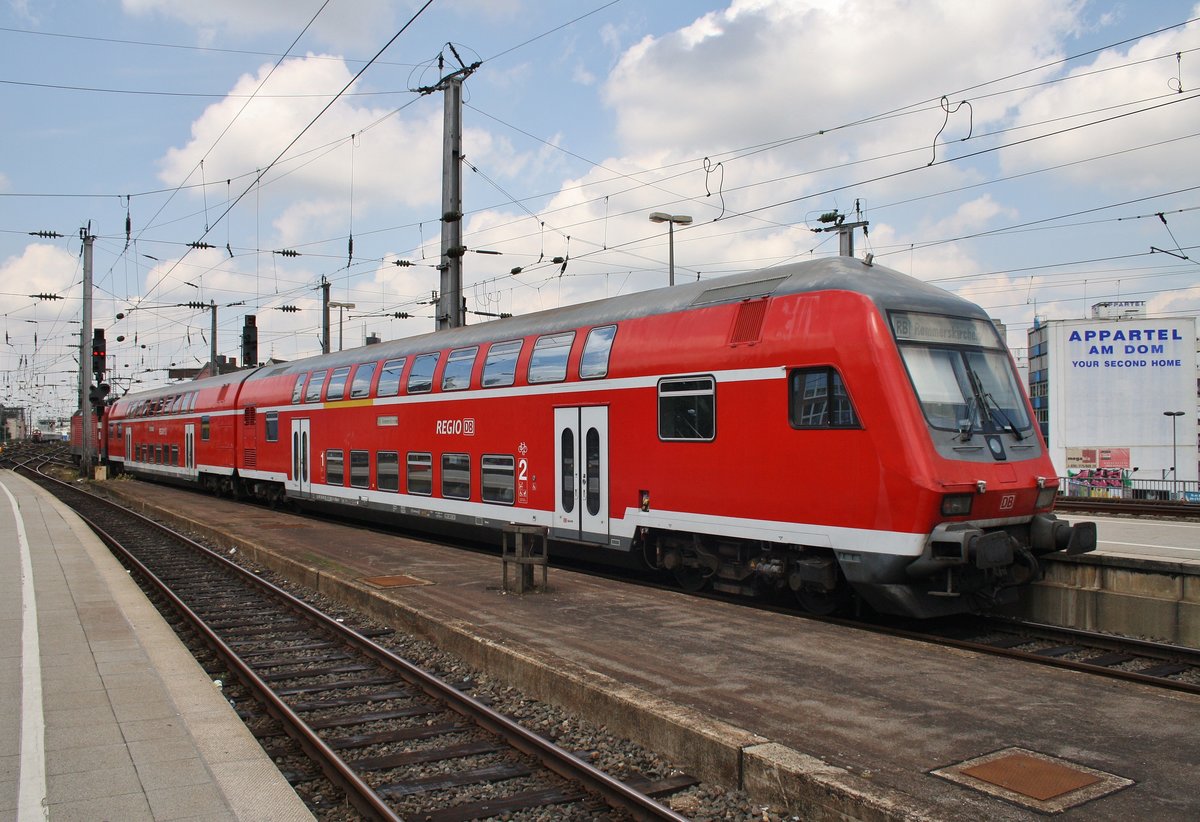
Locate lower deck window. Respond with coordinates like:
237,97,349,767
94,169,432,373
350,450,369,488
377,451,399,492
407,452,432,495
481,455,515,504
326,449,344,485
658,376,716,440
442,453,470,499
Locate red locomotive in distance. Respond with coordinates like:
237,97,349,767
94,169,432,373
95,256,1095,618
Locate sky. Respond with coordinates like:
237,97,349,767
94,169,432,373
3,0,1200,427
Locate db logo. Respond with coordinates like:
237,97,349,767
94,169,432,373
999,494,1016,511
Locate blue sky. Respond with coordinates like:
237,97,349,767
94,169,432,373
3,0,1200,425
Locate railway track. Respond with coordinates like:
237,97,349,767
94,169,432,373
872,614,1200,695
15,461,691,821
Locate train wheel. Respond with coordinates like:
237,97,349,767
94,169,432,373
673,566,711,593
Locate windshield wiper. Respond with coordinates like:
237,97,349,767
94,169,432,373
980,391,1025,440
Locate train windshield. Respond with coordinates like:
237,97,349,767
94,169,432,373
891,312,1032,437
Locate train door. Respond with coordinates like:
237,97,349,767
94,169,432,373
184,424,195,476
553,406,609,543
289,418,312,496
124,427,133,463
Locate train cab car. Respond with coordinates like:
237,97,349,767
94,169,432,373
109,257,1094,618
107,370,255,493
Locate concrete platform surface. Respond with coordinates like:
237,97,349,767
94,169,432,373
94,476,1200,822
0,471,313,822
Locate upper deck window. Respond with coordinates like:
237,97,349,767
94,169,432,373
580,325,617,379
304,370,327,403
350,362,376,398
442,347,478,391
789,368,859,428
482,340,521,387
326,366,351,401
528,332,574,384
407,353,439,394
377,358,406,397
291,374,307,403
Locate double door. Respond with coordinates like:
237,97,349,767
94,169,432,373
553,406,609,543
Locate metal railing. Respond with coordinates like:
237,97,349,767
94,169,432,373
1059,474,1200,502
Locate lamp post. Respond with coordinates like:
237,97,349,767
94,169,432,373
329,301,356,351
1164,410,1185,486
648,212,692,286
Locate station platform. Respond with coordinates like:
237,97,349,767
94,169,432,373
88,476,1200,821
0,471,313,821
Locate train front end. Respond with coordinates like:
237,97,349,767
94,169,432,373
863,309,1095,617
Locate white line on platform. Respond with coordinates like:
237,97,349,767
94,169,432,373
1,476,48,821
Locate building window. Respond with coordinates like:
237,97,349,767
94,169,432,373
407,452,432,495
407,353,439,394
442,453,471,499
658,376,716,440
326,450,344,485
528,332,574,383
326,366,352,401
482,455,515,504
482,340,522,387
580,325,617,379
377,358,406,397
350,362,376,399
788,368,859,428
377,451,399,492
305,370,327,403
349,450,369,488
442,347,478,391
265,411,279,442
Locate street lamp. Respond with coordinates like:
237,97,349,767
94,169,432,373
329,301,356,351
648,212,692,286
1164,410,1185,484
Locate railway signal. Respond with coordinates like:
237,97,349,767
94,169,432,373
91,328,107,377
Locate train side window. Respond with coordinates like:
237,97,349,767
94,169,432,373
171,445,179,465
580,325,617,379
658,376,716,441
788,368,859,429
326,450,345,485
377,358,406,397
350,362,376,398
305,370,327,403
377,451,399,491
349,450,370,488
482,455,515,505
264,411,279,442
442,347,478,391
407,353,439,394
528,331,575,383
326,366,352,401
201,415,211,441
481,340,522,387
155,445,163,463
291,373,307,403
407,452,432,495
442,453,471,499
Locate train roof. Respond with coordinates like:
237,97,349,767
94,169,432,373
248,256,986,381
115,256,988,401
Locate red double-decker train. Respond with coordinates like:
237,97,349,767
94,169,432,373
88,256,1094,617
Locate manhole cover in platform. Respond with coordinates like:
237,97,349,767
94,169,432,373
361,573,432,588
931,747,1133,813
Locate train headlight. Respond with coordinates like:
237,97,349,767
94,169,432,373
941,494,973,516
1035,487,1058,509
